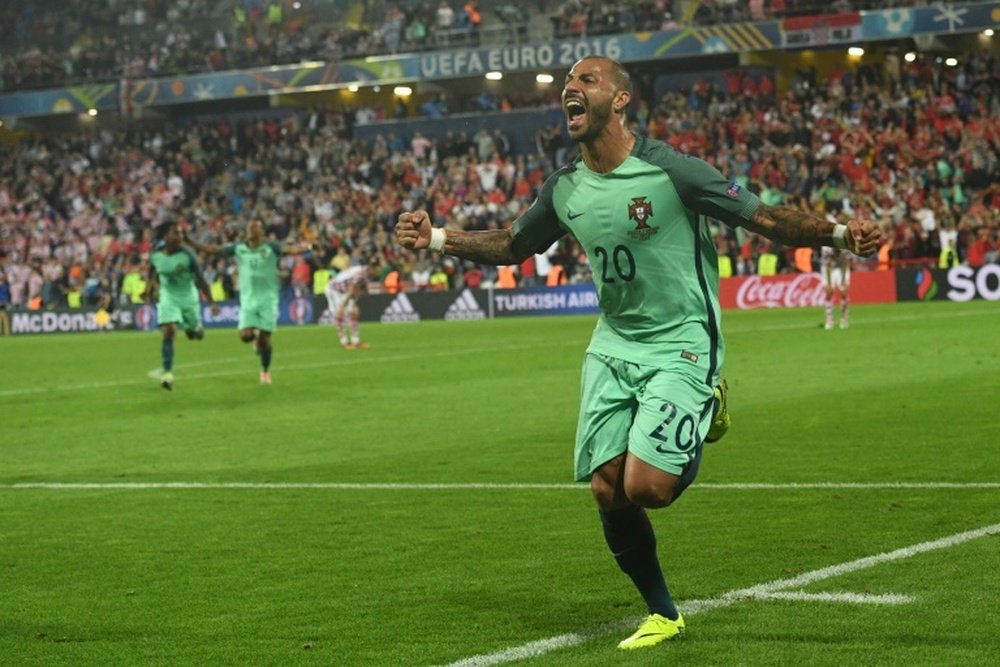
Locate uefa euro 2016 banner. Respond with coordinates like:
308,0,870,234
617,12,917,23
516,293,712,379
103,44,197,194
3,2,998,118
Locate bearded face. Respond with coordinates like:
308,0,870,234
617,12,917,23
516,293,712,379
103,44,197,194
562,59,624,143
247,220,265,244
565,92,615,143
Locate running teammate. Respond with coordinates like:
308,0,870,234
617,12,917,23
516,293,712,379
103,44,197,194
184,219,316,384
145,221,220,391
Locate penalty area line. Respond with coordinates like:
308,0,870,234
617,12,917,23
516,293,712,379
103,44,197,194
442,521,1000,667
751,591,913,605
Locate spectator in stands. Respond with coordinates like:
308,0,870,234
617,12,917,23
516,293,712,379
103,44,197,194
966,226,996,268
1,48,999,307
436,1,456,30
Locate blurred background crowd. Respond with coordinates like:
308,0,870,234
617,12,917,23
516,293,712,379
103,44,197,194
1,0,922,91
0,1,998,311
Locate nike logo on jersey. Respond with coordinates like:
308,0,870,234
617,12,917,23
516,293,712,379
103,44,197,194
567,211,584,220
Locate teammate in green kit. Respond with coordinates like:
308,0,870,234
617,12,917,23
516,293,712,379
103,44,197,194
396,56,880,649
184,218,317,384
144,221,220,391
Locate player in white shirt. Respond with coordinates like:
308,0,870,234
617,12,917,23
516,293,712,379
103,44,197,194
325,258,380,349
820,245,851,330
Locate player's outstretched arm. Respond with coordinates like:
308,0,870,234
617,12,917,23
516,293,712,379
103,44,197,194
182,231,223,256
194,273,220,315
396,210,533,266
745,203,881,256
143,265,159,303
283,243,318,255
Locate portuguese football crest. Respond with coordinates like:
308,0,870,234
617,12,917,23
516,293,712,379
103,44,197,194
627,196,658,241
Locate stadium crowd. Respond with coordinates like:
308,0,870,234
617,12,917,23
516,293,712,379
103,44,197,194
1,51,998,310
1,0,921,92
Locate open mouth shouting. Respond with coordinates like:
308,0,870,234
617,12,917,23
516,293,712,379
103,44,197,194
564,96,587,132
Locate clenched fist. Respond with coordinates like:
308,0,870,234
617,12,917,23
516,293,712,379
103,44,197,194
396,210,432,250
845,219,881,256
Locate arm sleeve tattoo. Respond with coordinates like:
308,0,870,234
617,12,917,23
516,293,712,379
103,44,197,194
745,203,837,247
443,229,534,266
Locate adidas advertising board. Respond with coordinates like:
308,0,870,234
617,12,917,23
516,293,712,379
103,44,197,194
380,293,421,323
445,289,486,320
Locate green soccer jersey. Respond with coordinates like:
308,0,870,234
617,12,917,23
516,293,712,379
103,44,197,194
513,135,760,385
221,241,282,302
150,245,202,304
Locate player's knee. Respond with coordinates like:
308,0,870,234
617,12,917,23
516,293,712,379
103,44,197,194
590,474,618,509
162,326,176,341
239,331,255,342
624,479,678,509
590,456,628,510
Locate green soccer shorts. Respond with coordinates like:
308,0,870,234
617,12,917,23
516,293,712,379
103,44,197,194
238,297,278,332
574,352,716,481
157,298,202,332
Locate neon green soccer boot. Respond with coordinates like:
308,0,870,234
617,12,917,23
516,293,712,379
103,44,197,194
705,379,730,443
618,613,685,650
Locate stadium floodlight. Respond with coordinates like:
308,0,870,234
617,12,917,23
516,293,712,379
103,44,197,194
485,71,503,81
536,73,554,84
848,46,864,57
87,108,98,116
293,1,301,8
985,29,994,37
394,86,413,96
904,52,916,62
945,58,958,67
347,84,360,92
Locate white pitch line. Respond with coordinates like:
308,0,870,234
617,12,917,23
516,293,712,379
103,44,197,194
751,591,914,605
2,481,999,491
698,482,1000,490
7,304,997,399
0,342,560,398
443,521,1000,667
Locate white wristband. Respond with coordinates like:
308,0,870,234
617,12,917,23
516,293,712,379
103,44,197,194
832,224,848,250
429,227,446,252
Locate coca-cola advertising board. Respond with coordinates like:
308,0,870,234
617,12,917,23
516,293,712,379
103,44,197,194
719,272,896,310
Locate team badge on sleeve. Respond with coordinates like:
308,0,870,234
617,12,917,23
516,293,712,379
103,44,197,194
726,182,742,198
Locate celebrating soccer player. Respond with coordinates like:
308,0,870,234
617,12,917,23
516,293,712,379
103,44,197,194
144,220,220,391
396,56,880,650
183,218,316,384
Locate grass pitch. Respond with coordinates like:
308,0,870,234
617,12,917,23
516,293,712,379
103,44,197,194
2,301,999,666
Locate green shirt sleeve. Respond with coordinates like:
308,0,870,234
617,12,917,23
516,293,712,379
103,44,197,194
512,166,571,254
647,143,759,228
219,243,237,258
182,247,203,274
269,241,284,256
